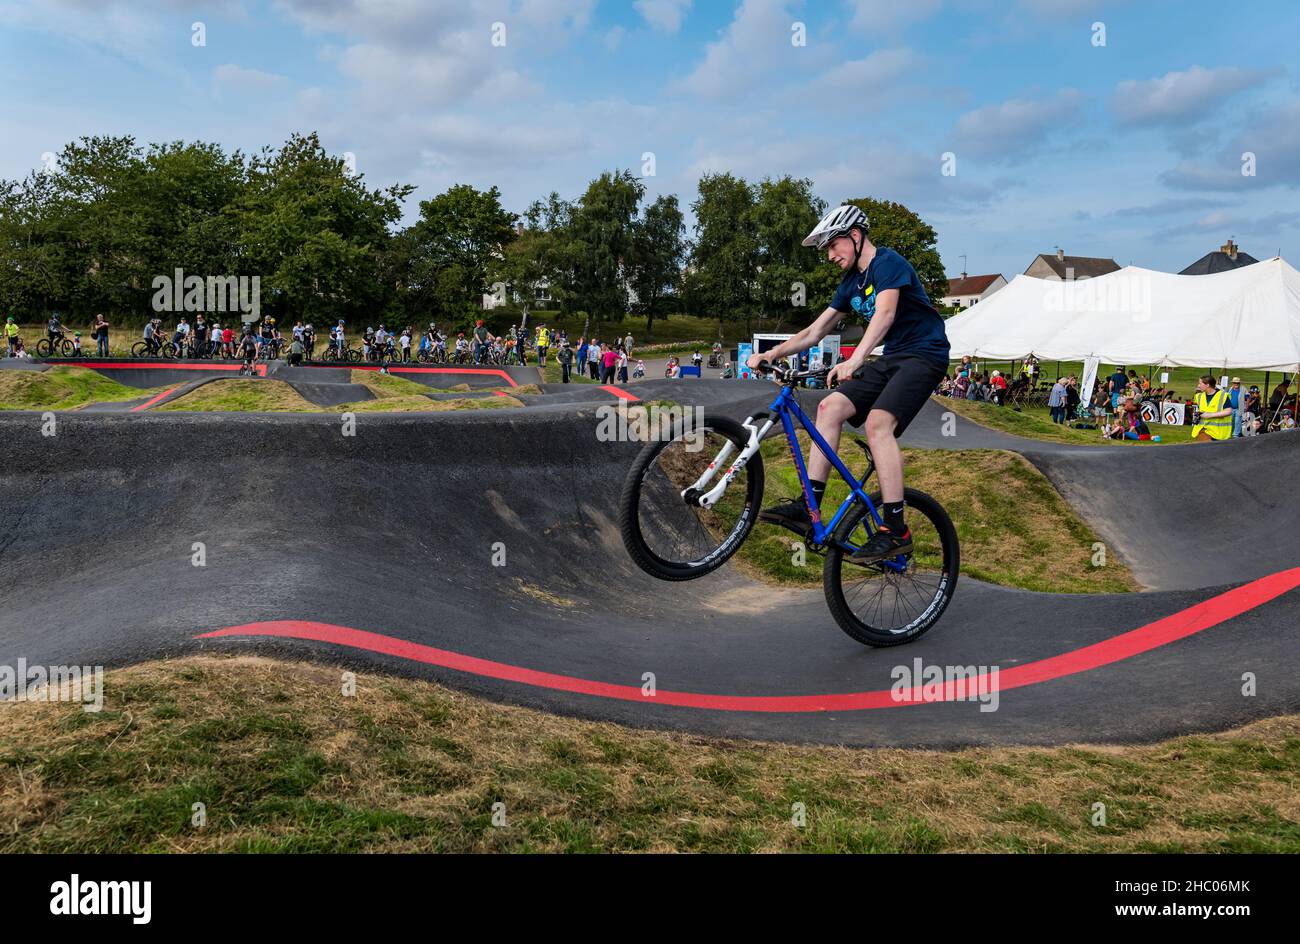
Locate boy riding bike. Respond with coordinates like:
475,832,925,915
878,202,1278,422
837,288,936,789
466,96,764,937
746,204,949,565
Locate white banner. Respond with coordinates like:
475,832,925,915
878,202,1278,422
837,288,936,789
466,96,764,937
1160,401,1185,425
1080,355,1101,408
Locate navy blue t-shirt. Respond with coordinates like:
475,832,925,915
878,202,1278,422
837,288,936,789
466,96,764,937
829,247,949,366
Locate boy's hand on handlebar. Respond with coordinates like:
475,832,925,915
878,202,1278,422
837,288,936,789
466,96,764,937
827,361,857,387
745,353,766,371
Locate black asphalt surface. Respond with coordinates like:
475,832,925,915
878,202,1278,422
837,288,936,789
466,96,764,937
1,376,1297,748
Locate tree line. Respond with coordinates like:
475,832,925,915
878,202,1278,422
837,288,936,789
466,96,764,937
0,132,947,335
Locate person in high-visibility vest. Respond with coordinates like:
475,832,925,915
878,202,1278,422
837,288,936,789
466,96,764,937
1192,375,1233,442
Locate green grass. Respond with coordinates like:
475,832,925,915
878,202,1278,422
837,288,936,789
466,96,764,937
4,656,1298,853
732,432,1137,593
0,365,164,410
940,397,1195,446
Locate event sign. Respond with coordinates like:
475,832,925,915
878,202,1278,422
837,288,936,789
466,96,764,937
1080,356,1101,407
1141,399,1185,425
736,342,754,379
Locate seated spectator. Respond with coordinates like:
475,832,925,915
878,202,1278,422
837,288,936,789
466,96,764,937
951,372,970,399
1106,398,1153,441
989,369,1008,405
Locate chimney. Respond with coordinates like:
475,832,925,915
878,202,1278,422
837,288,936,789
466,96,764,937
1221,238,1237,260
1056,248,1065,262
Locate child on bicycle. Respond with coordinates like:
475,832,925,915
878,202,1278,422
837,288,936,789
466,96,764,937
47,312,65,347
238,332,258,372
746,204,950,564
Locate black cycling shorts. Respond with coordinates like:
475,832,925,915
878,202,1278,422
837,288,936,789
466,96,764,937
831,354,947,435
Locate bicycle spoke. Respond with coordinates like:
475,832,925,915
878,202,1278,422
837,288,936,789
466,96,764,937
831,499,952,638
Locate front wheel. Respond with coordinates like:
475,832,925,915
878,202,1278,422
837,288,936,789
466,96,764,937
823,488,959,647
619,413,763,581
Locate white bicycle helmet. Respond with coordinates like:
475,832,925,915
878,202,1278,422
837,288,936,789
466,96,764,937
802,204,868,250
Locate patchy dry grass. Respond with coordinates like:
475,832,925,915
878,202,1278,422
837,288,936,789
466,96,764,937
350,370,440,398
741,432,1136,593
1,656,1296,853
335,395,523,413
0,366,162,411
156,379,317,412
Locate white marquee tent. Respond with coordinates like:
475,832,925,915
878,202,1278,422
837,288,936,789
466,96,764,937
942,257,1300,371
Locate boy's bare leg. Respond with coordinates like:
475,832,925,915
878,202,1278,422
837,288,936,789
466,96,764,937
808,393,856,483
864,409,902,503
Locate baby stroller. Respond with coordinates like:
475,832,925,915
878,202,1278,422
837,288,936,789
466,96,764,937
707,343,724,368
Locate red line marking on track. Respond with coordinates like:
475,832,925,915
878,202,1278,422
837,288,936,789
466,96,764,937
197,567,1300,713
129,384,182,412
75,361,247,371
601,385,639,402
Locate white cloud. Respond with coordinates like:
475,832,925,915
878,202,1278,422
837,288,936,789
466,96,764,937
213,64,287,92
1161,99,1300,191
951,89,1086,159
1111,66,1275,126
676,0,807,100
1017,0,1122,14
634,0,692,32
846,0,942,32
817,48,918,88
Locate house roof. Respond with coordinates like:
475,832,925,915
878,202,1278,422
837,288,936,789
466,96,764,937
1028,254,1121,279
945,274,1002,296
1180,249,1261,275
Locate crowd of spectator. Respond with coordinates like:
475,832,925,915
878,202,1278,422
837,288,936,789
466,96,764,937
936,355,1299,441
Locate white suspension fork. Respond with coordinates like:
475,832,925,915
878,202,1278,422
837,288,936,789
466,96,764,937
685,416,773,508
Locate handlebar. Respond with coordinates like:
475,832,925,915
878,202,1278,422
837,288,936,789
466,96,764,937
754,360,831,385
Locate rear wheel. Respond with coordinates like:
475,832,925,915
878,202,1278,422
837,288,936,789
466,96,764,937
823,488,959,647
619,413,763,581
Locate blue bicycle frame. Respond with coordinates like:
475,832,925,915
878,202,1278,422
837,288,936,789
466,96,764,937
761,383,887,550
684,373,899,566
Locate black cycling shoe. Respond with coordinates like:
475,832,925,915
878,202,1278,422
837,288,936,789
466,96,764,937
849,525,913,564
759,499,813,536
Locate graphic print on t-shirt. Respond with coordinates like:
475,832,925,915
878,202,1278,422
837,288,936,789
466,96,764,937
850,283,876,323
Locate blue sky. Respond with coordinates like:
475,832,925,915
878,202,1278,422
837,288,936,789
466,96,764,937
2,0,1298,281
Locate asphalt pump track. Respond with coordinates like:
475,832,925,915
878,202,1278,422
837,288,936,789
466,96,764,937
1,367,1297,748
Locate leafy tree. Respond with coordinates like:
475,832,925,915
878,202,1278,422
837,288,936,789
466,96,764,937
237,132,412,325
401,183,517,325
566,170,644,336
686,172,759,336
751,176,827,327
626,194,685,338
482,192,575,331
